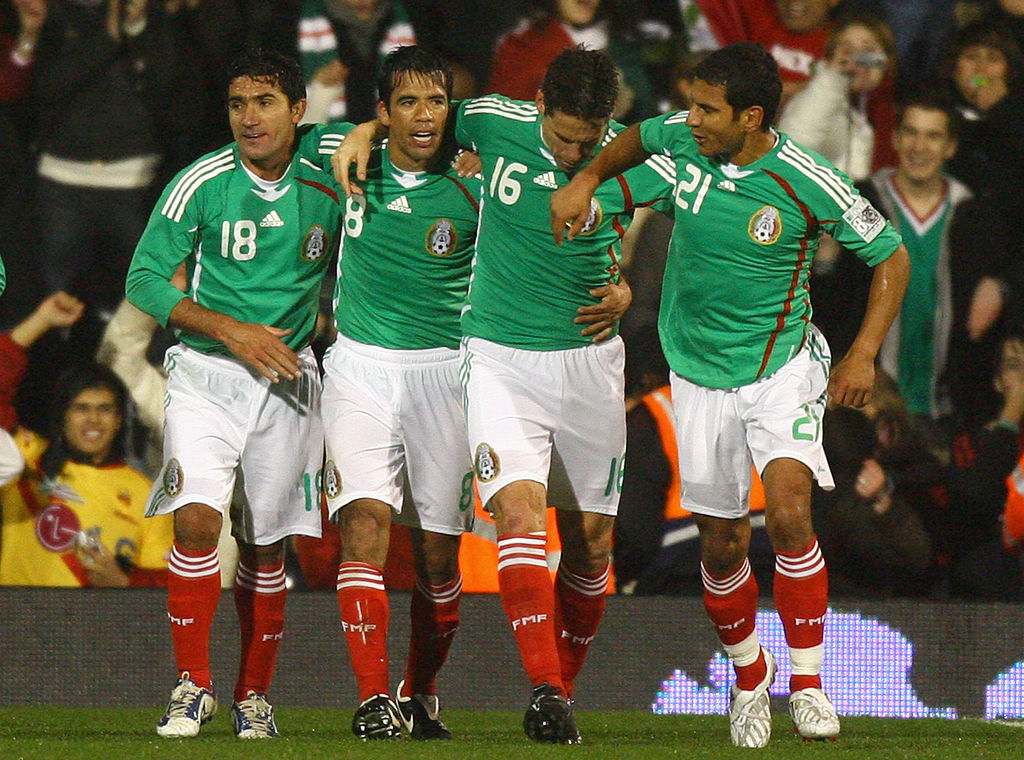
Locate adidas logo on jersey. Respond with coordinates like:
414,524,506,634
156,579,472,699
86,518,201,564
386,195,412,213
717,180,737,192
533,171,558,189
259,210,285,227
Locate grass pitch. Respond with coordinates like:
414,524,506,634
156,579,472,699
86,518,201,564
0,708,1020,760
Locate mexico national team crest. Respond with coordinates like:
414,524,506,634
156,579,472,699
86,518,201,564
748,205,782,245
474,443,501,482
425,219,457,257
323,460,342,499
577,198,603,236
163,458,184,497
301,225,329,262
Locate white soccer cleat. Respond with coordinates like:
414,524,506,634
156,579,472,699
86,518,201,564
789,687,840,741
156,671,217,738
231,690,279,739
729,647,777,749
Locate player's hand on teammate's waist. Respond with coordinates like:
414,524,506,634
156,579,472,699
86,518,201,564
223,322,300,383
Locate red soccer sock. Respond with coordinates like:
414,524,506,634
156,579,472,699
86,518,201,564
702,559,766,690
497,533,563,694
553,563,609,697
336,562,390,700
774,538,829,692
233,558,287,702
166,543,221,690
401,574,462,697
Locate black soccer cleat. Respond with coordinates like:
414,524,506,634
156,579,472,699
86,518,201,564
522,683,582,744
351,694,402,740
395,681,452,740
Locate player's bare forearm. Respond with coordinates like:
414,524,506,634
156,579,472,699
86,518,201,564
576,277,632,343
331,119,385,196
551,123,650,244
828,244,910,408
168,299,299,382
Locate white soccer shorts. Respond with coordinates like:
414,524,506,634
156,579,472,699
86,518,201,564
669,325,835,519
146,344,324,544
461,335,626,515
321,334,475,536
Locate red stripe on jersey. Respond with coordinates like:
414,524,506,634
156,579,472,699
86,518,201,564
296,177,339,204
442,174,480,213
615,174,634,211
756,169,814,379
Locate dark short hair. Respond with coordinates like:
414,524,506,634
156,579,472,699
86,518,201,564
693,42,782,128
227,48,306,105
377,46,453,109
540,46,619,121
895,89,961,140
41,363,130,478
946,19,1024,88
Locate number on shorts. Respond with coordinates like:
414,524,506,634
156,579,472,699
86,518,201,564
604,456,626,497
459,471,474,512
792,403,822,442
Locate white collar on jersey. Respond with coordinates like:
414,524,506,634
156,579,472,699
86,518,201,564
718,129,780,179
242,161,293,201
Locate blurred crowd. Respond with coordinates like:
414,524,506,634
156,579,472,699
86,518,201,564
1,0,1023,599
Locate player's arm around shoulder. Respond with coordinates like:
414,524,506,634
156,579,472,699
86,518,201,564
828,242,910,409
551,122,652,243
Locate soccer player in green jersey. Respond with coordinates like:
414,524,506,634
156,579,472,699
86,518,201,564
552,43,911,748
126,50,345,740
334,47,674,744
323,46,480,742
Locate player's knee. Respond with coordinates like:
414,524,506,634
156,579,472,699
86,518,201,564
173,503,223,550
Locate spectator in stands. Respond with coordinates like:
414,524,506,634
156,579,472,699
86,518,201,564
948,332,1024,600
487,0,659,121
778,11,897,180
0,0,46,328
297,0,417,123
814,415,932,598
943,19,1024,222
0,291,173,587
813,91,1013,437
678,0,839,99
31,0,185,355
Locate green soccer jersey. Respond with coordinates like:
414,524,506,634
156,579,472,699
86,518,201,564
126,125,345,355
640,112,903,389
333,142,481,350
455,95,675,350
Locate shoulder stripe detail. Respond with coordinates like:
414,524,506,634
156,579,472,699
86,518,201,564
299,157,323,172
665,111,689,125
777,142,856,209
162,150,234,222
464,98,538,122
644,153,676,184
318,134,344,154
467,96,537,115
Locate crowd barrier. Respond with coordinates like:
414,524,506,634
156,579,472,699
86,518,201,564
2,589,1022,719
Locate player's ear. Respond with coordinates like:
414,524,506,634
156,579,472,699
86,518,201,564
292,98,307,124
377,100,391,126
742,104,765,132
535,90,546,116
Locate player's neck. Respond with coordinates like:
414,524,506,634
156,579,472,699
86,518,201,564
729,130,777,167
241,148,295,182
